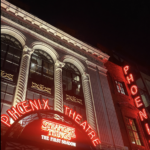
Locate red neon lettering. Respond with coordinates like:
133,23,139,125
16,102,25,114
86,124,93,132
1,114,11,127
88,130,96,139
29,99,39,111
126,74,134,84
64,105,70,115
80,121,87,130
92,138,101,147
134,96,143,108
123,66,129,75
145,123,150,135
7,106,21,121
74,114,82,124
22,100,32,113
37,99,42,109
139,109,148,121
43,99,50,110
130,85,138,95
69,109,76,119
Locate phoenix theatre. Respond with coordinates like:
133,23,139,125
1,0,150,149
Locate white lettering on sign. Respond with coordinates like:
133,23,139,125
41,135,76,147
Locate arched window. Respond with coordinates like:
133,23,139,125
1,34,23,80
27,50,54,108
62,63,86,121
1,34,23,113
62,62,83,98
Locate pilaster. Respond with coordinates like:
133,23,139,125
82,72,97,132
13,45,33,106
54,60,65,113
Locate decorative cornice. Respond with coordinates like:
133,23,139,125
1,0,110,61
86,60,107,74
1,15,87,63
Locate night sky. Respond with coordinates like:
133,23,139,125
8,0,150,67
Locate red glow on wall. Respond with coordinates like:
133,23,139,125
41,119,76,141
130,85,138,95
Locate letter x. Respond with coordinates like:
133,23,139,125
43,99,50,110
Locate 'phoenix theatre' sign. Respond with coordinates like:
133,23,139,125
1,99,101,147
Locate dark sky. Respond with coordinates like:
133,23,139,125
8,0,150,67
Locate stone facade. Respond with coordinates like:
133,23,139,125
0,0,129,150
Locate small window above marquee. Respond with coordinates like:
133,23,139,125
115,81,127,95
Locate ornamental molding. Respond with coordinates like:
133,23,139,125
23,45,34,55
86,60,107,75
55,60,65,69
66,94,83,105
31,41,59,63
1,25,26,47
31,82,51,94
1,0,109,61
63,55,86,75
1,15,87,63
1,70,14,81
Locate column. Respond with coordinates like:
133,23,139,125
54,60,65,113
13,45,33,106
82,72,97,132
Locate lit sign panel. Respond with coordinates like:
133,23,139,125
41,119,76,147
1,99,101,147
123,65,150,145
41,119,76,140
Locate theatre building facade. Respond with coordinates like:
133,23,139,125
1,0,150,150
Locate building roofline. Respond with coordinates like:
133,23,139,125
1,0,110,61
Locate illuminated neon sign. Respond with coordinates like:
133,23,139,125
41,119,76,140
41,119,76,147
123,66,150,145
1,99,50,127
1,99,101,147
64,106,101,147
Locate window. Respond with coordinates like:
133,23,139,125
29,50,54,94
115,81,126,95
1,34,22,75
62,63,83,98
125,117,142,146
1,82,15,104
